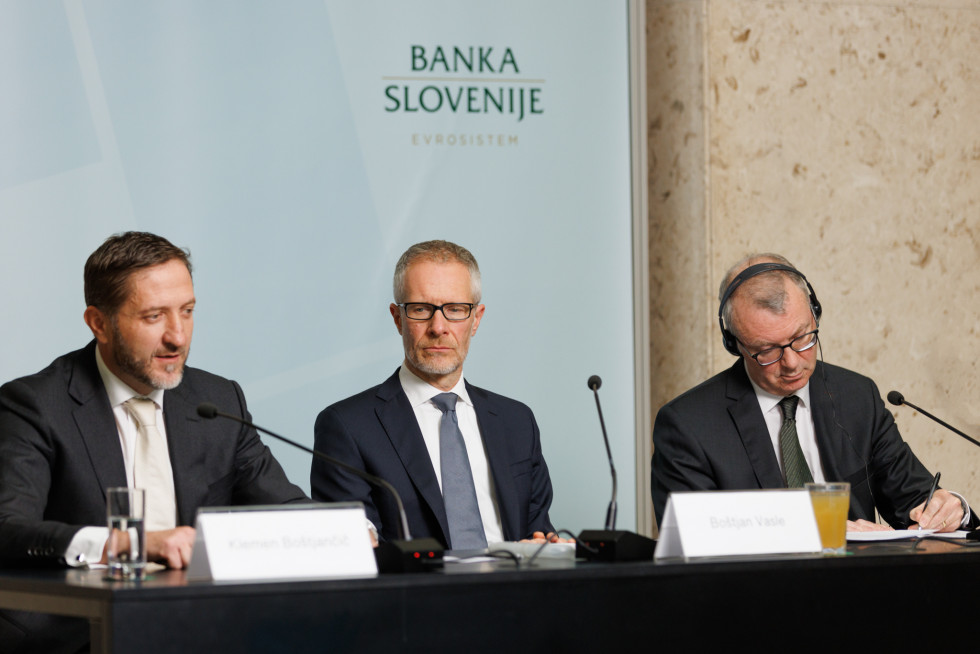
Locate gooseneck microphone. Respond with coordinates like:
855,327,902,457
576,376,657,562
588,375,617,530
197,403,412,539
886,391,980,449
196,402,443,572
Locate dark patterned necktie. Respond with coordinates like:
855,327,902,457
778,395,813,488
430,393,487,549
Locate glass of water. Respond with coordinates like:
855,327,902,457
106,487,146,580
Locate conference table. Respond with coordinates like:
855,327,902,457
2,538,978,652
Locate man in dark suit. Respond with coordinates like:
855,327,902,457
652,253,971,531
0,232,306,652
312,240,556,549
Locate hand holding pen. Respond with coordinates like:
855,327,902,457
910,472,963,532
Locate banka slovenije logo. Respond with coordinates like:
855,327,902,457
384,46,544,126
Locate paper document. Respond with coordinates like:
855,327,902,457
488,541,576,560
846,529,968,541
445,541,576,563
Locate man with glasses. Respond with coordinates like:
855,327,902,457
651,253,971,531
311,240,557,549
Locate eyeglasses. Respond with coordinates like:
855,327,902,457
398,302,476,322
741,329,819,366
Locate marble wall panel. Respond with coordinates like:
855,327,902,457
647,0,980,514
647,0,711,411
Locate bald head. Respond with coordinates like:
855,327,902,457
719,253,813,342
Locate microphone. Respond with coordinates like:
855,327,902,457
576,376,657,562
196,402,443,572
586,376,617,530
888,391,980,538
886,391,980,449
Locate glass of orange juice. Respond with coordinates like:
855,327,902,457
805,482,850,555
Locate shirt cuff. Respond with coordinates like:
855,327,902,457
949,491,972,528
64,526,109,567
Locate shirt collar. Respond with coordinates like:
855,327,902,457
95,346,165,409
398,363,472,408
742,359,811,413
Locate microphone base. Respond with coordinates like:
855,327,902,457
575,530,657,562
375,538,444,573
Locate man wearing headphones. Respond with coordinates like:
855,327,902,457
651,253,972,531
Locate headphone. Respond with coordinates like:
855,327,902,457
718,262,822,356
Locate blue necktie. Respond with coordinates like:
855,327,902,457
430,393,488,549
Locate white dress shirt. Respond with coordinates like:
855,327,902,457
747,376,826,483
63,348,175,566
398,365,504,544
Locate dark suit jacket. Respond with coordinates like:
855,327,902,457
0,342,307,653
652,360,942,529
311,369,555,548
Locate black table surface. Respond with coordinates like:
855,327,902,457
2,538,978,652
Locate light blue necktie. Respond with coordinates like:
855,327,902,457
430,393,488,549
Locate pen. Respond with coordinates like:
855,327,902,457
919,472,941,530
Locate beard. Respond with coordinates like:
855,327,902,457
405,338,468,379
110,321,189,391
407,350,462,377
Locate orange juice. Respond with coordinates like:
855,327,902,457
806,482,850,554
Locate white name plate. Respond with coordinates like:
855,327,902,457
655,490,821,560
187,502,377,581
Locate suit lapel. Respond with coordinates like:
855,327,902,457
468,383,518,541
808,362,852,481
725,362,785,489
162,385,205,526
69,343,127,497
375,372,450,543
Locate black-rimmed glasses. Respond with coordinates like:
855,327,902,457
397,302,476,322
742,329,819,366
